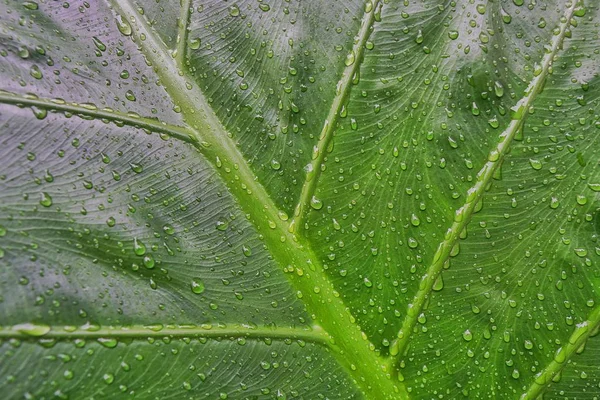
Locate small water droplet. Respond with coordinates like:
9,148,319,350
13,323,50,336
191,278,205,294
115,14,132,36
462,330,473,341
310,196,323,210
92,36,107,52
39,192,52,207
529,158,542,170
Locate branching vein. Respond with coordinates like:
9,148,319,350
0,323,332,346
388,0,578,365
0,90,197,145
289,0,381,233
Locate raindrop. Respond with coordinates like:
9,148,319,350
115,14,132,36
92,36,107,52
133,238,146,256
310,196,323,210
39,192,53,207
462,330,473,341
529,159,542,170
191,278,205,294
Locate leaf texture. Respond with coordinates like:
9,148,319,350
0,0,599,399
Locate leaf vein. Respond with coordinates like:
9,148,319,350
289,0,381,233
0,91,197,145
388,0,579,367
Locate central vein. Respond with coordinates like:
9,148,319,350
106,0,407,398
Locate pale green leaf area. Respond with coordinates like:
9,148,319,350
0,0,598,398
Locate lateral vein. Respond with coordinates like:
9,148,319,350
388,0,578,364
174,0,193,69
520,306,600,399
0,90,197,145
0,323,332,346
289,0,381,233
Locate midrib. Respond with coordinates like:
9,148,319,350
106,1,406,398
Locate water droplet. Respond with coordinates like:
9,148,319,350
410,214,420,226
103,373,114,385
310,196,323,210
529,159,542,170
115,14,132,36
23,1,39,10
345,51,356,66
415,30,424,44
39,192,52,207
97,338,118,348
216,218,229,231
242,245,252,257
501,7,512,23
133,238,146,256
229,5,240,16
576,194,588,205
92,36,107,52
13,323,50,336
143,255,155,269
31,106,47,119
488,116,499,128
462,330,473,341
191,278,205,294
129,162,143,173
29,64,43,79
494,81,504,97
190,38,201,50
588,183,600,192
270,159,281,170
407,237,418,248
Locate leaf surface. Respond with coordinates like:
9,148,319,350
0,0,599,399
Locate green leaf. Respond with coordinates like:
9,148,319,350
0,0,598,399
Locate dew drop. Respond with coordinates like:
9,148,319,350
191,278,205,294
588,183,600,192
462,330,473,341
13,323,50,336
97,338,118,348
129,162,143,173
29,64,43,79
215,218,229,231
229,5,240,16
310,196,323,210
345,51,356,66
115,14,132,36
23,1,39,10
39,192,53,207
529,158,542,170
133,238,146,256
92,36,107,52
